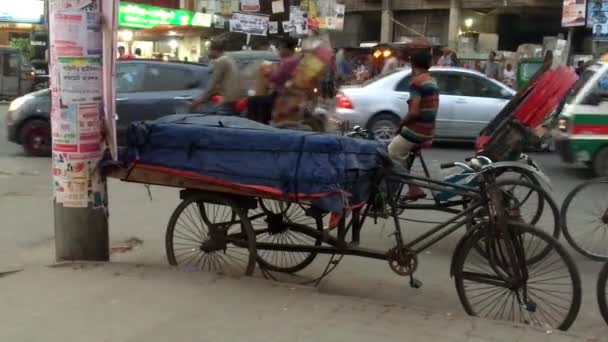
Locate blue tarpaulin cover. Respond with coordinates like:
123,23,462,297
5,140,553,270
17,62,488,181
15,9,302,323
120,115,382,212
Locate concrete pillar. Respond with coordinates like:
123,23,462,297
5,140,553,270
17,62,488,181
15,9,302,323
49,0,110,261
448,0,461,49
380,0,393,43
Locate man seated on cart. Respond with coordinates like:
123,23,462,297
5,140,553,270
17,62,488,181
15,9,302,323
388,51,439,201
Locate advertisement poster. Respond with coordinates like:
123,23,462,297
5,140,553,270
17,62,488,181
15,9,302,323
271,0,284,14
230,12,269,36
52,151,104,208
562,0,587,27
51,103,102,153
57,57,102,105
589,0,608,40
289,6,308,34
50,11,102,57
268,21,278,34
282,20,294,32
213,15,226,28
241,0,260,12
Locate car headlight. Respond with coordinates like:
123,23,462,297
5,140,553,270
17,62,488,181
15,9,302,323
8,95,30,112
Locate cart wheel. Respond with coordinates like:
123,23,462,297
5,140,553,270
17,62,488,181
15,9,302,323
165,194,256,276
561,177,608,261
453,222,581,331
251,199,323,273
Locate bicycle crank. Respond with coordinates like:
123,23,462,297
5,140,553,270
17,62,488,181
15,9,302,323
386,247,418,276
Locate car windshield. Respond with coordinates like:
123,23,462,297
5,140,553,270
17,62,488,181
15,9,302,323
565,63,608,106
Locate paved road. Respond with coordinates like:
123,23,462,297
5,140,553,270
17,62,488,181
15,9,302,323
0,103,606,335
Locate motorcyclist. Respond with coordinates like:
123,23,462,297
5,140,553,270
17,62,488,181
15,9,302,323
191,40,240,115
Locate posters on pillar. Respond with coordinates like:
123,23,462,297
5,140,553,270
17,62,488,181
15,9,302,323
49,0,107,208
562,0,587,27
230,12,269,36
241,0,260,12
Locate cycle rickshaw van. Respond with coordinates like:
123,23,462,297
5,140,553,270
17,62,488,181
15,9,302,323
554,54,608,177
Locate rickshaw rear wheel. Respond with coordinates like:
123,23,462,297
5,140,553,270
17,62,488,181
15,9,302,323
165,194,257,276
252,199,324,274
453,222,581,331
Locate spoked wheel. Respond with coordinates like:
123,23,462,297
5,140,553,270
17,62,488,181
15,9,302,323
467,180,559,263
251,199,324,273
596,262,608,325
453,222,581,331
561,177,608,261
165,194,256,276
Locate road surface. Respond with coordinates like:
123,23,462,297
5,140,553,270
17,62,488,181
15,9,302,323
0,103,605,336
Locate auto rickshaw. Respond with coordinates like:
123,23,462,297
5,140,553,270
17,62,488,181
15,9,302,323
517,57,544,90
554,53,608,177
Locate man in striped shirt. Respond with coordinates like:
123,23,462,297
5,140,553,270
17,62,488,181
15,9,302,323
388,51,439,200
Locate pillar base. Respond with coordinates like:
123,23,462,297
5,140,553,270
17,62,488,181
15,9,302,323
54,203,109,261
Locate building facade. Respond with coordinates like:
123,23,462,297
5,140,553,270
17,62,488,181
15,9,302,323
338,0,565,52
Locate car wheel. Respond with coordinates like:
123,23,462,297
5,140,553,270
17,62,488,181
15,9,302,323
19,119,51,157
368,113,400,144
593,146,608,177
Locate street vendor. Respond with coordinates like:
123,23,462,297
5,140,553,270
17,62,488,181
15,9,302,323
191,40,240,115
388,51,439,201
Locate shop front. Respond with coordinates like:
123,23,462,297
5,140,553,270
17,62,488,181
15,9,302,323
0,0,45,46
118,1,214,61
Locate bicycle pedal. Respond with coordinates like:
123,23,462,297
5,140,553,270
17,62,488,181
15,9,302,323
409,278,423,289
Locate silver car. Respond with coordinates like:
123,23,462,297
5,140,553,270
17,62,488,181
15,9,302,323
330,67,516,142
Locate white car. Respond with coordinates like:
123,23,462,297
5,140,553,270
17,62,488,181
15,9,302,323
330,67,516,143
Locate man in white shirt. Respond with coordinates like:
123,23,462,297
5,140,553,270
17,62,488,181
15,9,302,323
502,63,515,88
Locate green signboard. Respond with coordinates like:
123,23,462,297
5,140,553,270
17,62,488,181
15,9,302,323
119,2,212,29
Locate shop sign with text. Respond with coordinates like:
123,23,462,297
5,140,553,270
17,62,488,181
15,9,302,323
119,2,212,28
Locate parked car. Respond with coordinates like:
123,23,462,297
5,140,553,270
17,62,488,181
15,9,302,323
329,67,516,143
6,59,213,156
